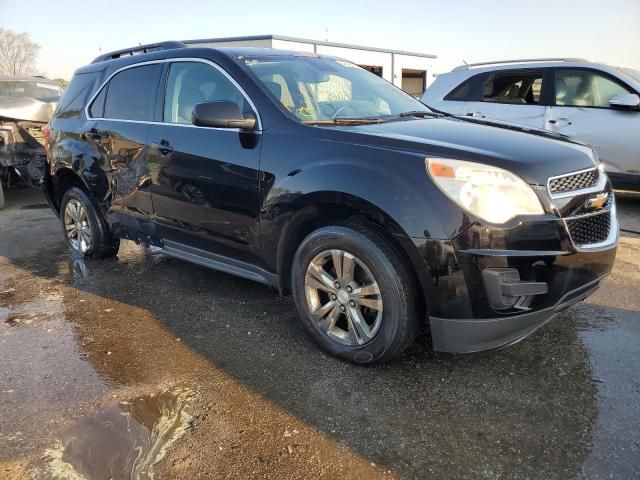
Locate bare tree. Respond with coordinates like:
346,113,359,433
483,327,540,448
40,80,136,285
0,28,41,76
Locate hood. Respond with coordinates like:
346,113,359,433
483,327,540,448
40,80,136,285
0,96,58,123
334,117,597,186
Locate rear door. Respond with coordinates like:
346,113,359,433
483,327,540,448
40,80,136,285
147,60,262,264
86,63,162,240
545,68,640,179
463,70,548,129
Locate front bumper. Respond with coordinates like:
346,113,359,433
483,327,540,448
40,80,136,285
429,273,605,353
412,183,618,354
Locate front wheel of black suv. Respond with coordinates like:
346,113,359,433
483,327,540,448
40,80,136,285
291,223,419,365
60,187,120,258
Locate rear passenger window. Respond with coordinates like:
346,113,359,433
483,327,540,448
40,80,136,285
483,72,544,104
93,64,161,121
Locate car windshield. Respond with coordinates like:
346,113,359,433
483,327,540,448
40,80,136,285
619,67,640,83
0,80,64,100
240,56,430,124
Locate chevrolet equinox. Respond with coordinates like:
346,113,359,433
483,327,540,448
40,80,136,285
44,42,618,364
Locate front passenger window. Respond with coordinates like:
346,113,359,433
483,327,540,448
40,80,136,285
555,70,632,108
164,62,250,124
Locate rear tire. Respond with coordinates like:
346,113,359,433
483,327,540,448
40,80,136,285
0,180,4,210
60,187,119,258
291,223,419,365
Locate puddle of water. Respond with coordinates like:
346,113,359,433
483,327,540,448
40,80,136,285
43,387,194,480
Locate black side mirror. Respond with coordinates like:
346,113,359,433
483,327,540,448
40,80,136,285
192,101,257,130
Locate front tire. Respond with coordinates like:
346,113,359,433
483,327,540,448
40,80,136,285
292,223,419,365
60,187,119,258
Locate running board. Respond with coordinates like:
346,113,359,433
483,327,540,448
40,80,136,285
160,240,278,288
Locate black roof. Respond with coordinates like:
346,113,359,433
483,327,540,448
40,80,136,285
79,43,333,75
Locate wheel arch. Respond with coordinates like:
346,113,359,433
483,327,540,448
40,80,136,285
49,167,91,214
273,191,432,319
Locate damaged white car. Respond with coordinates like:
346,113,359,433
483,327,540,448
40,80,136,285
0,76,63,209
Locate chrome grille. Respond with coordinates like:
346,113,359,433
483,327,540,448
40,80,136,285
565,211,611,246
549,168,600,194
548,167,615,248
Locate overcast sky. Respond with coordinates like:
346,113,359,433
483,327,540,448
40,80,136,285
2,0,639,80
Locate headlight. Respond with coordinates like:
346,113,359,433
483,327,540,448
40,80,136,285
426,158,544,224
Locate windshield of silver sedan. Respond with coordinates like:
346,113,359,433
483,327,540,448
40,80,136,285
240,56,432,124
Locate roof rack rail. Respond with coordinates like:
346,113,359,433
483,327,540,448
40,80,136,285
452,58,587,71
91,41,187,64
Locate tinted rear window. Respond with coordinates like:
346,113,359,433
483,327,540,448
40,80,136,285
446,79,473,101
101,64,161,121
444,74,485,102
55,72,98,119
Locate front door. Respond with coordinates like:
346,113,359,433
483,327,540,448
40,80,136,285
545,68,640,181
147,60,262,263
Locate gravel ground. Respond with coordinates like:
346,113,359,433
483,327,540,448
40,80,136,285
0,187,639,480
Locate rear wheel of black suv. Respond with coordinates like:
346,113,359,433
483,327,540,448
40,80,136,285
60,187,120,258
291,223,419,365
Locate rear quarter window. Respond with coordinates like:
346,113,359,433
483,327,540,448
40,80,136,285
444,74,485,101
54,73,100,119
446,79,473,100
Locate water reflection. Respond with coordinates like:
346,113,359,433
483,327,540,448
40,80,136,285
44,388,194,480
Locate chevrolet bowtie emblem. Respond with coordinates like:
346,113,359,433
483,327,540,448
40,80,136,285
586,193,609,210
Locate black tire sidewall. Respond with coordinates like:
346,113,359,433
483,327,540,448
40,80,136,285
292,226,413,365
60,187,108,258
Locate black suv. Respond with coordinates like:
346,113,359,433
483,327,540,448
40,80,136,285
44,42,618,364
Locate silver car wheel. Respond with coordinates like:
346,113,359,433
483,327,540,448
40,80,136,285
64,199,92,254
304,249,383,346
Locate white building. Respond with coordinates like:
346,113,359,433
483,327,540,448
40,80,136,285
184,35,437,97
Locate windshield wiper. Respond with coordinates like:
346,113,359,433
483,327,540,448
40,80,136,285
399,110,436,118
303,117,387,126
419,104,455,117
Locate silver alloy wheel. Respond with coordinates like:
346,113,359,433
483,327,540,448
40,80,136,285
304,249,383,346
64,199,92,254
